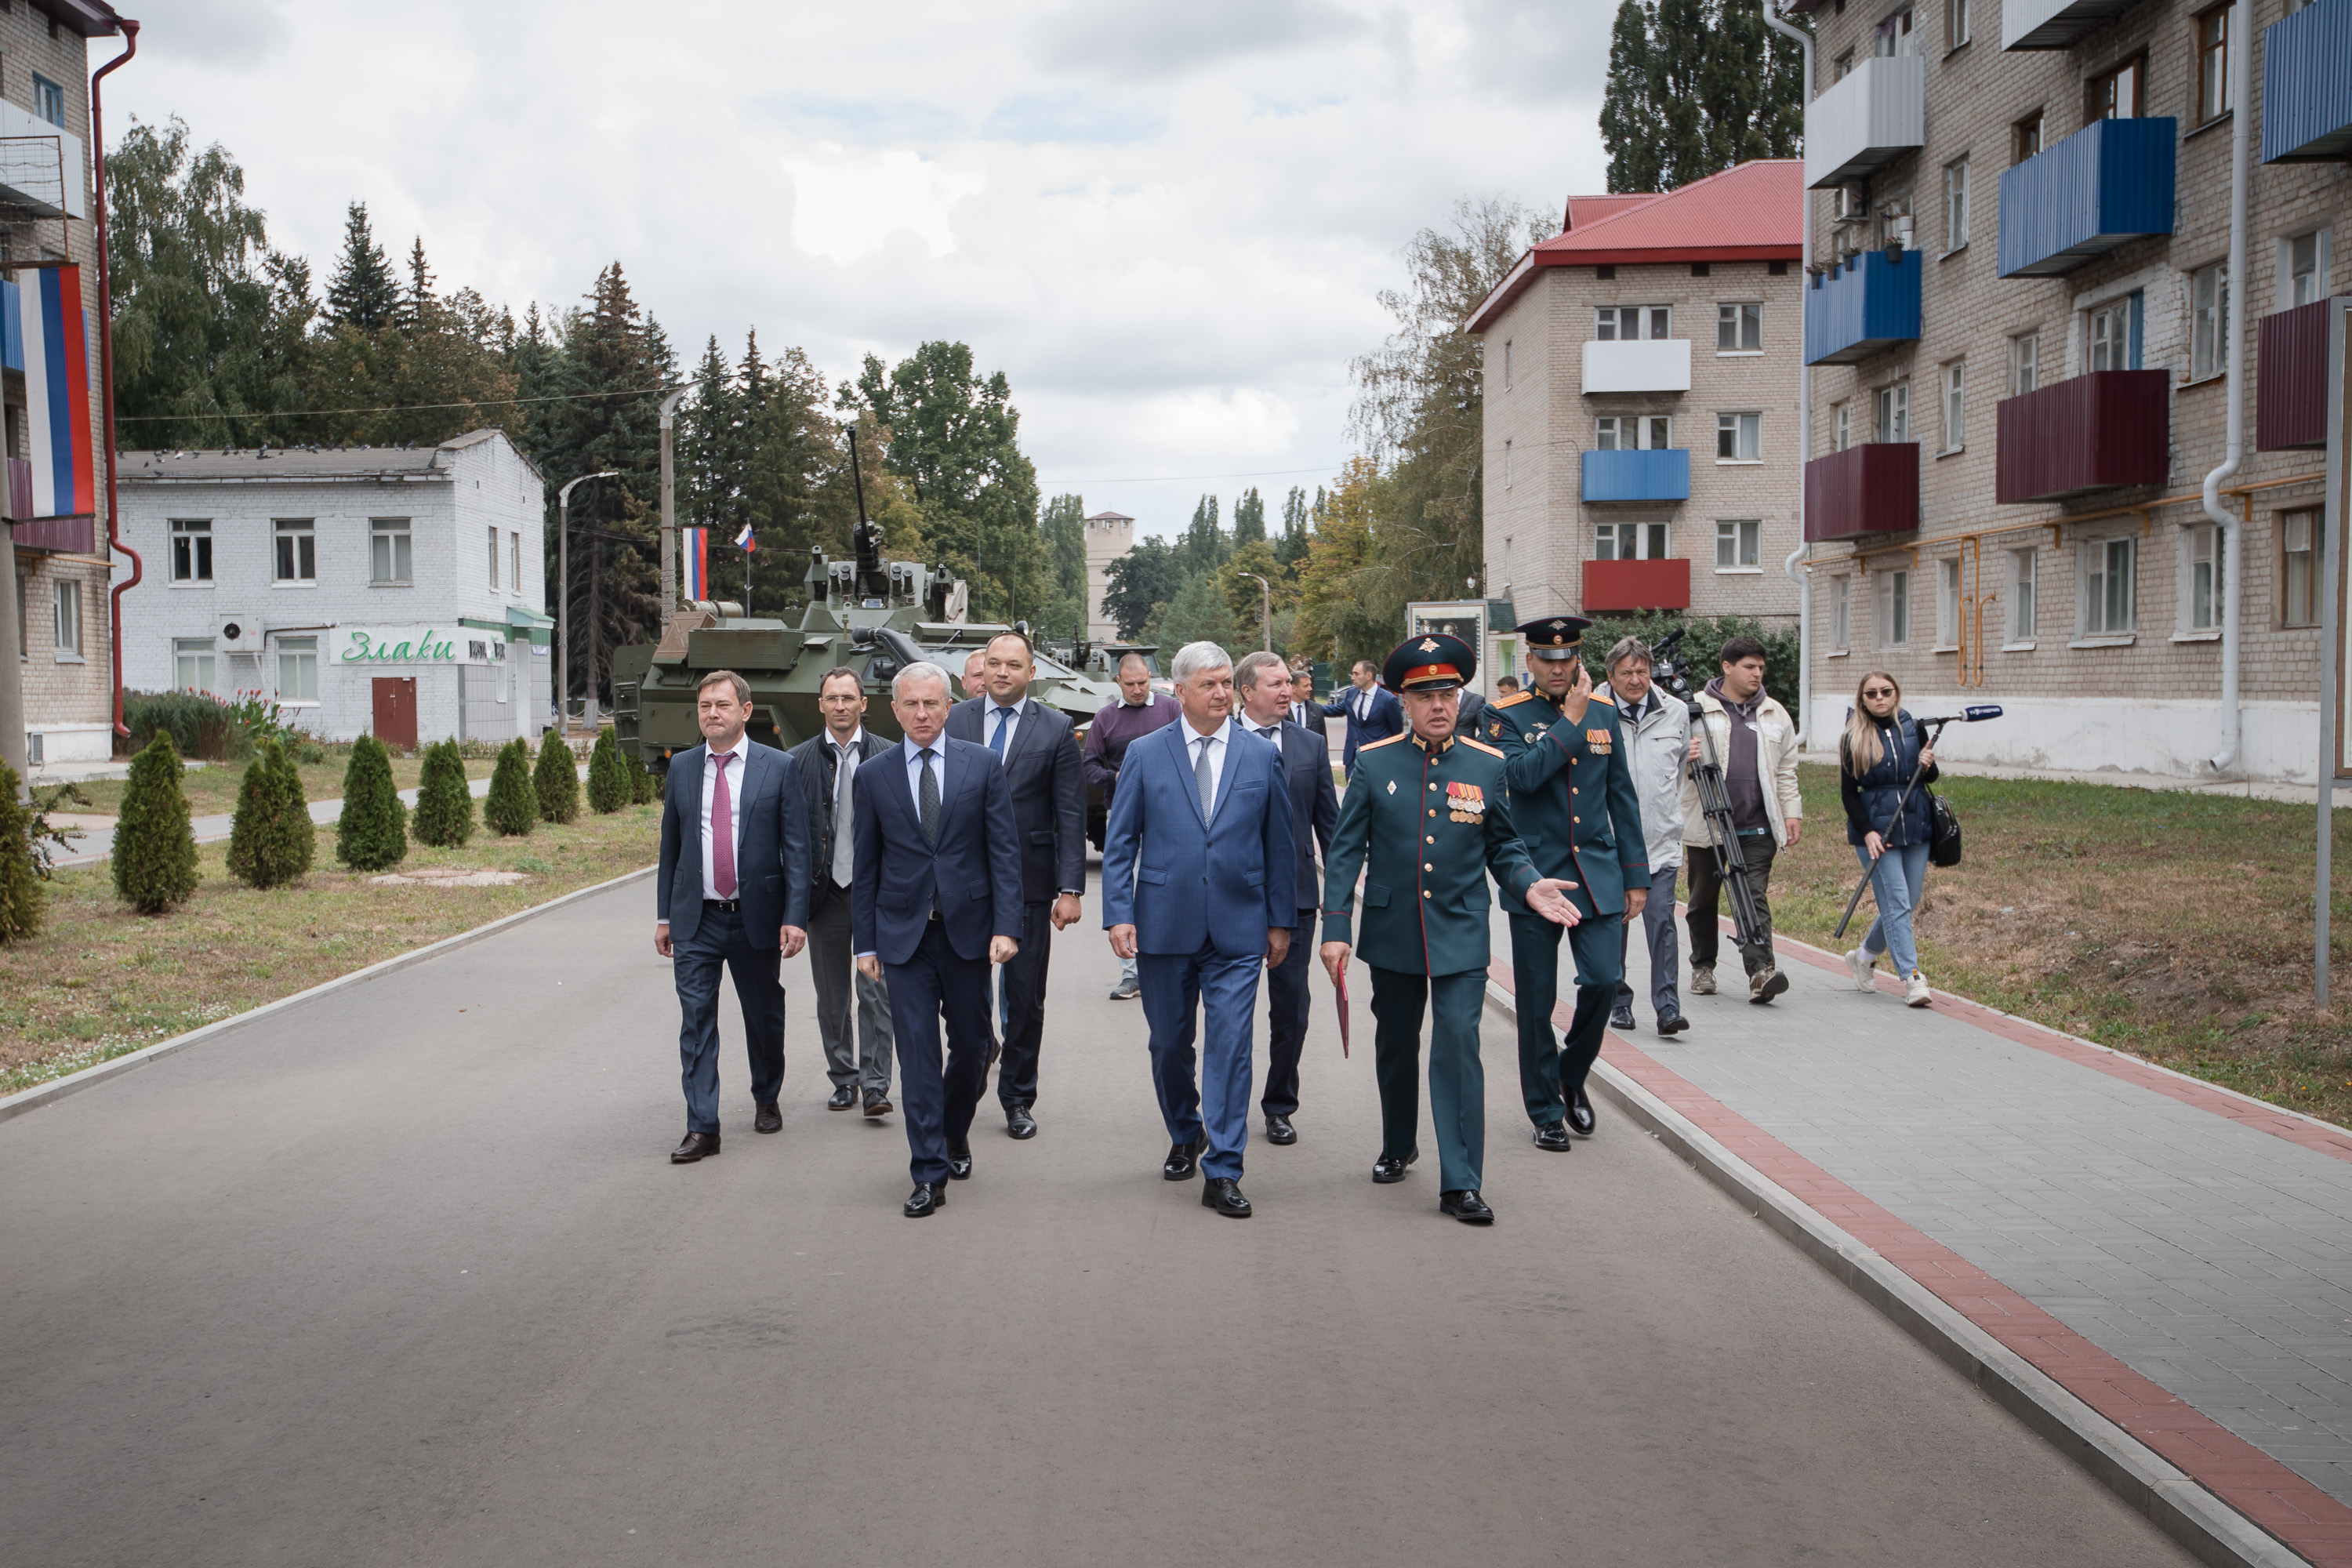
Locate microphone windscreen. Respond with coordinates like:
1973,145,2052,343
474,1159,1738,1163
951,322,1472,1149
1963,704,2004,722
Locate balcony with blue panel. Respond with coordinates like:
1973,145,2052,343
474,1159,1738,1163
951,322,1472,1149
0,277,19,372
1581,448,1690,503
1997,117,2176,278
2263,0,2352,163
1804,249,1921,366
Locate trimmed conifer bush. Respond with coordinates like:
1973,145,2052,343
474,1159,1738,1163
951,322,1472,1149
586,727,630,814
632,753,661,804
336,733,408,872
114,732,200,914
484,738,536,837
226,739,315,888
412,739,475,848
0,762,43,942
535,731,580,824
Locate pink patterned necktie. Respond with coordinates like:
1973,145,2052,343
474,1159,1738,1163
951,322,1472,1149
711,751,737,898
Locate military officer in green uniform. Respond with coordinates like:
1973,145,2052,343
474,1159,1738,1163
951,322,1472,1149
1486,616,1651,1150
1319,633,1581,1225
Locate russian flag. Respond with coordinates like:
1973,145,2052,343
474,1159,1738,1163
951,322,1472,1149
735,523,756,553
19,265,93,520
681,527,709,601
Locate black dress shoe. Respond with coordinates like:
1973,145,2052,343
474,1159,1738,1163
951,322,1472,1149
1440,1189,1495,1225
1657,1012,1690,1036
903,1182,946,1218
827,1085,858,1112
754,1103,782,1134
1163,1133,1207,1181
1566,1083,1598,1137
670,1131,721,1163
1610,1004,1637,1031
1372,1149,1420,1183
1202,1177,1252,1217
1532,1121,1573,1152
1265,1113,1297,1145
946,1138,974,1181
863,1096,893,1119
1005,1103,1037,1140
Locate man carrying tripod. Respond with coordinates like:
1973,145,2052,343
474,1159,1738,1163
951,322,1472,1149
1680,635,1802,1004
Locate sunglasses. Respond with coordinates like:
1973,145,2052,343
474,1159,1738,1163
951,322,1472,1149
1862,687,1896,698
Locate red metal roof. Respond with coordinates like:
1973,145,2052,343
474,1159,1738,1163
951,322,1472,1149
1563,193,1657,232
1469,161,1804,334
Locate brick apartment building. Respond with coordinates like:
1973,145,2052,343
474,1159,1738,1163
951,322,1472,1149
1470,161,1808,638
1790,0,2348,782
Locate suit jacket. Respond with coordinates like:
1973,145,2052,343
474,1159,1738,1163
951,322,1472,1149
789,728,895,916
1485,689,1650,919
1102,718,1294,957
851,737,1025,967
946,694,1087,904
1323,685,1403,770
656,739,813,946
1286,696,1330,746
1243,717,1337,920
1457,689,1486,734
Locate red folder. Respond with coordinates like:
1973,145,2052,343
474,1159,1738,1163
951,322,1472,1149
1334,968,1351,1058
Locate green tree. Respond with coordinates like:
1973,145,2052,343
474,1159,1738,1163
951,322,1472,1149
0,762,42,942
632,751,662,804
1178,494,1229,578
113,733,201,914
411,738,475,847
535,733,580,824
1152,572,1239,653
1232,488,1266,546
1218,537,1296,647
587,726,631,814
323,201,401,333
226,739,314,888
1102,537,1184,641
1599,0,1806,194
336,734,408,872
1037,492,1088,641
485,739,537,836
1276,486,1312,568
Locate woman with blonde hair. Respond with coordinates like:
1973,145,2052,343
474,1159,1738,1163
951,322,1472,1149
1838,671,1937,1006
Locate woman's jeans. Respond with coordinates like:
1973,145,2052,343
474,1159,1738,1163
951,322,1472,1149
1854,840,1930,977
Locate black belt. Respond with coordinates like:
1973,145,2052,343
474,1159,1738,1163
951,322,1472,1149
703,897,742,913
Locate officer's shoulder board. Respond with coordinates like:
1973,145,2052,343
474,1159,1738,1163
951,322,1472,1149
1493,691,1534,710
1358,731,1410,754
1457,736,1504,759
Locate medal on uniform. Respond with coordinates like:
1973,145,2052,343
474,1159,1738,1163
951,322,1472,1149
1446,781,1484,823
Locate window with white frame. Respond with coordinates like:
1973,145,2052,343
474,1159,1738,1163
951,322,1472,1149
2088,292,2143,371
1831,575,1853,650
1831,401,1853,451
53,578,81,658
2185,523,2225,631
170,518,212,583
1878,569,1911,645
1595,520,1670,560
2283,510,2320,627
1936,557,1962,645
1596,305,1671,340
1875,5,1918,55
1875,383,1910,443
1715,519,1761,568
278,635,319,702
175,637,217,694
1716,303,1762,353
488,525,501,589
1716,412,1762,462
1942,361,1965,450
371,517,413,584
2010,331,2039,394
2081,536,2136,634
2009,546,2037,640
1502,439,1513,488
510,532,522,595
1948,0,1971,48
1597,415,1671,450
1944,158,1969,250
2285,230,2331,308
2191,263,2229,381
274,518,316,583
2194,4,2231,127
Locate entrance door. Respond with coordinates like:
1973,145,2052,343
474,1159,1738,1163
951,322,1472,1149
372,677,419,751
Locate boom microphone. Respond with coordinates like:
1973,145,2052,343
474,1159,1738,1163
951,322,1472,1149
1915,705,2003,724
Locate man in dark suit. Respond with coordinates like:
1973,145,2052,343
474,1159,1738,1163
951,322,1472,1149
1322,657,1404,771
1286,662,1330,745
946,630,1085,1140
1104,641,1295,1218
852,662,1024,1218
789,666,896,1117
654,670,812,1163
1235,650,1337,1146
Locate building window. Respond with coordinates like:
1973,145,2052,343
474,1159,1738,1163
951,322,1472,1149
2191,262,2229,381
1831,576,1852,650
1875,383,1910,443
1943,158,1969,250
1596,305,1671,340
1875,5,1917,55
2194,5,2231,126
1715,519,1762,568
2282,510,2320,627
175,637,216,695
2015,111,2044,162
2285,230,2330,308
488,524,500,589
2009,547,2037,640
2010,332,2039,394
511,532,522,595
1502,339,1513,388
2090,55,2143,120
1502,439,1513,488
2088,292,2144,371
278,635,318,702
2082,537,2136,634
1942,361,1965,450
53,577,80,658
1878,569,1911,645
1716,303,1762,354
274,518,316,583
1597,415,1671,450
1831,401,1853,451
2186,523,2225,630
1833,49,1854,81
170,518,212,583
1595,521,1669,561
1948,0,1971,48
31,72,64,128
1936,558,1962,645
1715,412,1762,462
372,517,413,584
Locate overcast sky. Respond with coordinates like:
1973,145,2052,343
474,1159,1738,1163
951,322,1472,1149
113,0,1614,539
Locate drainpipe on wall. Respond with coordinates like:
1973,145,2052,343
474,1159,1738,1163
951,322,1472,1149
1766,2,1813,744
2202,0,2251,774
93,19,141,742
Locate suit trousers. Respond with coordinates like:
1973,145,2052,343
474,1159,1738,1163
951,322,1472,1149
808,889,893,1098
672,902,785,1134
1613,866,1683,1020
995,901,1054,1109
885,921,993,1185
1686,833,1777,975
1138,943,1261,1181
1369,967,1489,1194
1509,909,1624,1128
1260,909,1316,1116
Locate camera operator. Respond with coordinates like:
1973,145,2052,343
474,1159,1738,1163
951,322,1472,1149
1593,637,1690,1036
1679,635,1802,1004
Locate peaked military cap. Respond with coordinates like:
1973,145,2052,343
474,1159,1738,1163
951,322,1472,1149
1514,614,1591,660
1381,631,1477,692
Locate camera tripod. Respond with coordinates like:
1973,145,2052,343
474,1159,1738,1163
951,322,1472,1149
1645,629,1774,971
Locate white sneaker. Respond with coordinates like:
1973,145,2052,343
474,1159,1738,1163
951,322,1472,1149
1845,948,1876,993
1904,971,1932,1007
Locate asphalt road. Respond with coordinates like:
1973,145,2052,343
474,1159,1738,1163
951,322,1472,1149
0,876,2196,1567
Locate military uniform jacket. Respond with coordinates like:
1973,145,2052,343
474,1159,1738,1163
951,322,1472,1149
1485,689,1650,920
1320,731,1541,978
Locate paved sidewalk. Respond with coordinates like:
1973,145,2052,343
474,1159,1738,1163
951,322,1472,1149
1489,901,2352,1564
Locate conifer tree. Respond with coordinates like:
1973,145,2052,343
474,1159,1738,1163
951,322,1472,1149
535,732,580,824
412,739,475,847
485,739,536,836
586,727,631,814
0,762,43,942
632,754,661,805
114,733,200,914
323,201,401,333
336,734,408,872
226,739,315,888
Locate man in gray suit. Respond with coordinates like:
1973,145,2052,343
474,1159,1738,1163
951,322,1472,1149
789,666,896,1117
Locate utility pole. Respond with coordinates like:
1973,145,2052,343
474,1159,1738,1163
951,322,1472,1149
1243,572,1273,652
554,470,617,736
658,387,688,623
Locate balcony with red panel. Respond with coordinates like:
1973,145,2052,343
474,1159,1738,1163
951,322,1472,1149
1994,370,2169,503
1581,557,1690,612
6,459,88,550
2257,296,2347,450
1802,442,1918,543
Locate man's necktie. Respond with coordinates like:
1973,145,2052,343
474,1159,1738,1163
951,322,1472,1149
831,742,855,887
710,752,737,899
991,706,1011,757
918,747,940,847
1194,736,1215,816
1257,725,1278,742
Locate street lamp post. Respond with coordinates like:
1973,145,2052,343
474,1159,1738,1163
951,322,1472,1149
1243,572,1273,652
554,470,619,737
658,387,688,621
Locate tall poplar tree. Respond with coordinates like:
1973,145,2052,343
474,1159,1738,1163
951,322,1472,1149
1599,0,1806,194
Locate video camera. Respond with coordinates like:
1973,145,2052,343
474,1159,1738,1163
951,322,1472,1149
1643,626,1697,706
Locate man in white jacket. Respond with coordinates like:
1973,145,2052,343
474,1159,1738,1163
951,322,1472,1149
1595,637,1690,1036
1677,634,1802,1004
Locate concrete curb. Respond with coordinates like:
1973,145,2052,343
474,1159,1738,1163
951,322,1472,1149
1484,981,2309,1568
0,866,656,1128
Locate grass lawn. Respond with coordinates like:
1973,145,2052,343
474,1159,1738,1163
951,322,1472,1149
0,802,660,1096
60,754,503,818
1768,765,2352,1128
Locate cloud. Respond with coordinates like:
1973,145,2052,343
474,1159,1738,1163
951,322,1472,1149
783,146,987,264
1031,0,1372,79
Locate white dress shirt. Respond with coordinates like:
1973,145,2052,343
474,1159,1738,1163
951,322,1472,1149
985,698,1025,758
1181,717,1235,811
699,735,750,902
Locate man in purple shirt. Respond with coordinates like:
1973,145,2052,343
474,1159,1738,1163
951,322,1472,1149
1082,652,1181,1000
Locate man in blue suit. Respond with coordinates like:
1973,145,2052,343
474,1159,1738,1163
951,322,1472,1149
1103,641,1295,1218
1323,657,1404,771
654,670,812,1164
1235,651,1338,1146
852,662,1025,1218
